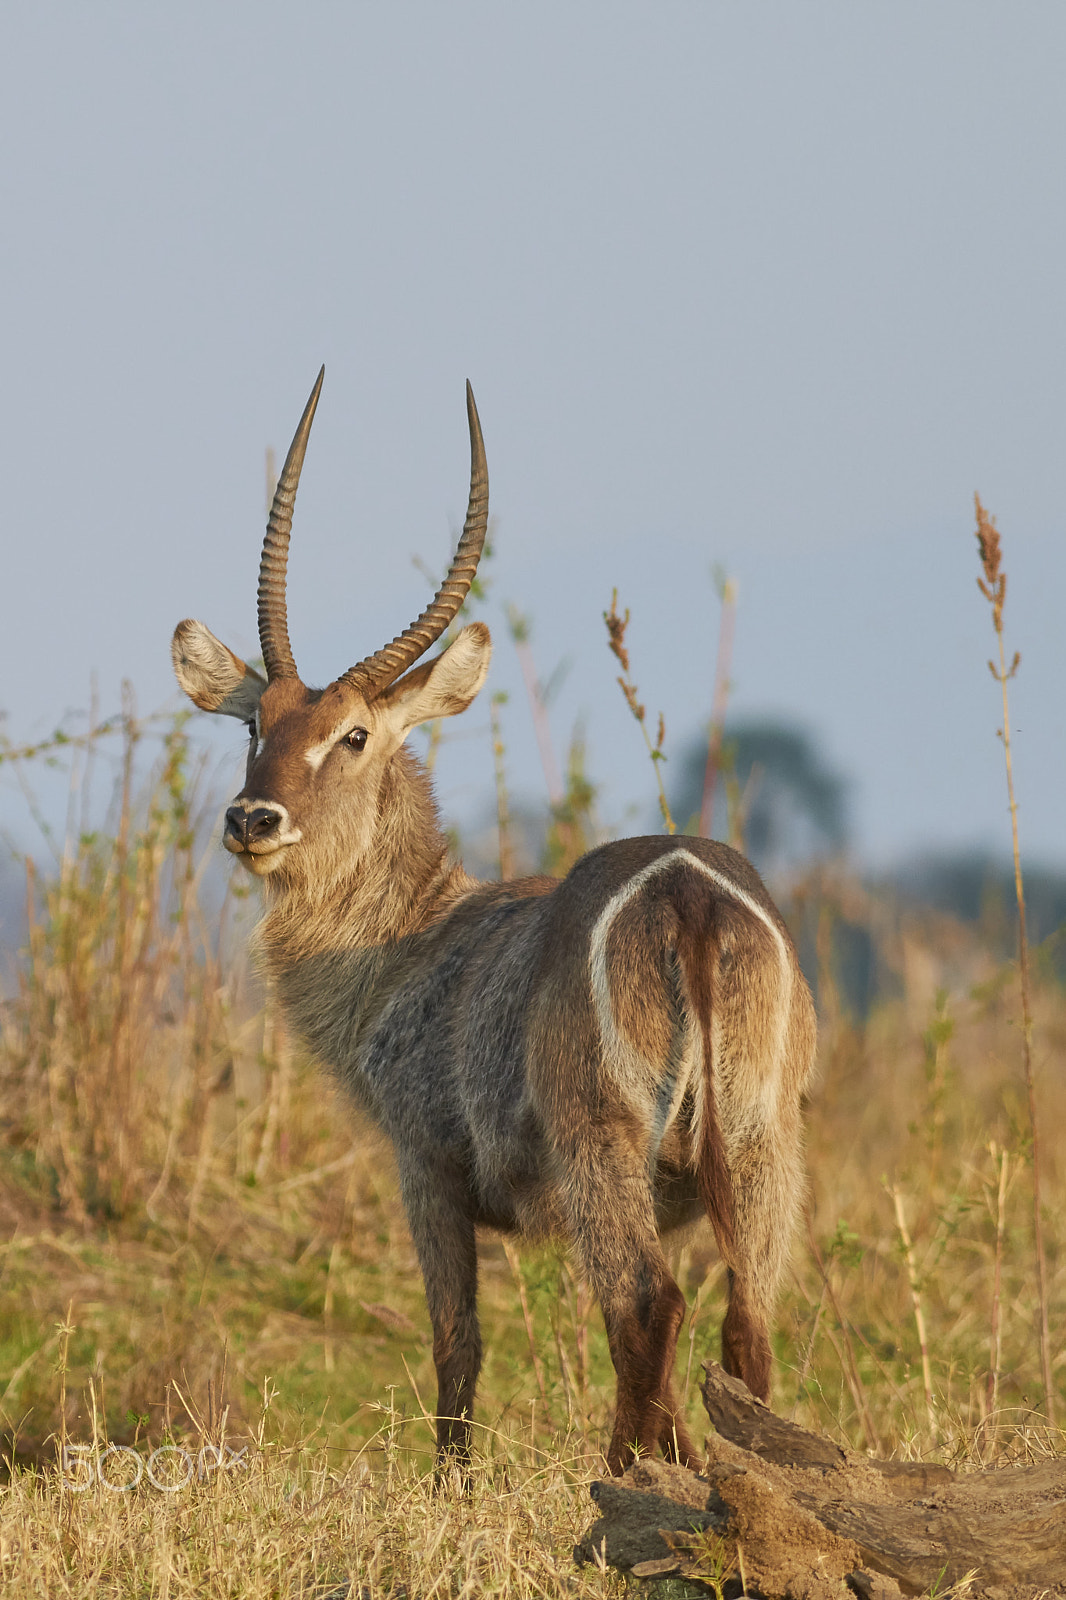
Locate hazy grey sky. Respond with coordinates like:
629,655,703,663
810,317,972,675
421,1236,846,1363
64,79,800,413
3,5,1064,868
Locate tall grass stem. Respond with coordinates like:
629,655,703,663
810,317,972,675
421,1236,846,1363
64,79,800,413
699,573,737,837
974,495,1054,1424
603,590,676,835
890,1185,936,1438
985,1141,1010,1447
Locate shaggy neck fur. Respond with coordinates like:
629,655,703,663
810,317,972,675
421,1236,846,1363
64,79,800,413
258,744,478,974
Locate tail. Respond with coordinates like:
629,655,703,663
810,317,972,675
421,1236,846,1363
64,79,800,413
673,875,737,1268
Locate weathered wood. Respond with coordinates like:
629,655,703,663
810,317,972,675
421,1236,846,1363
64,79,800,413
699,1364,956,1495
699,1362,848,1470
574,1362,1066,1598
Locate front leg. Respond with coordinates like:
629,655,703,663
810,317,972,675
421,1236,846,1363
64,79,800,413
400,1158,482,1467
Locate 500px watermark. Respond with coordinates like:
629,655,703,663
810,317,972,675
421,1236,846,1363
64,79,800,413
60,1442,249,1493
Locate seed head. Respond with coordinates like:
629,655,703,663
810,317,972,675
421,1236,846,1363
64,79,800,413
604,590,631,674
975,494,1006,631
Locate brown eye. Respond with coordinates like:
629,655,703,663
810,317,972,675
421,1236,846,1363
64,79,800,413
345,727,368,753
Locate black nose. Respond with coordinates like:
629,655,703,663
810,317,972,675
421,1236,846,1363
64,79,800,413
225,805,283,847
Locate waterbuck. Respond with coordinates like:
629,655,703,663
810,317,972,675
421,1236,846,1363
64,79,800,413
171,369,817,1474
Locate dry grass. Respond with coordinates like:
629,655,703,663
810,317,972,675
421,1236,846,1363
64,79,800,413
0,699,1063,1597
0,1417,625,1598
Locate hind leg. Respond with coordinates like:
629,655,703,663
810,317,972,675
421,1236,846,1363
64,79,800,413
656,1380,699,1464
719,1115,804,1402
722,1267,772,1399
600,1257,699,1472
563,1137,699,1473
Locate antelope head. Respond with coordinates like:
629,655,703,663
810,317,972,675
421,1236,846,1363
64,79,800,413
171,369,491,881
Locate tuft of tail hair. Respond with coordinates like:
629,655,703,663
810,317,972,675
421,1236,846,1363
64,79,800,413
673,875,737,1267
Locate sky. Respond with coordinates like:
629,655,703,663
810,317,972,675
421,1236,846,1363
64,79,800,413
2,4,1065,872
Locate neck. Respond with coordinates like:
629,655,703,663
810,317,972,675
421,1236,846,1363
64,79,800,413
259,744,478,968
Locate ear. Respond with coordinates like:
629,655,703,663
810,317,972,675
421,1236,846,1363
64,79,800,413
172,619,267,722
378,622,492,735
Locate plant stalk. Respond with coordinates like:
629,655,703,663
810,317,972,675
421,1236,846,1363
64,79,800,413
975,495,1054,1424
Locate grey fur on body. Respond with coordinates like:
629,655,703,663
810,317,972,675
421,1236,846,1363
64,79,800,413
171,371,817,1475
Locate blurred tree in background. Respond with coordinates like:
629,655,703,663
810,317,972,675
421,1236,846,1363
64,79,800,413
672,717,849,873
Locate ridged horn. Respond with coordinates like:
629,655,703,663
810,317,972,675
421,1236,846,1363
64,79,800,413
258,366,324,681
340,382,488,697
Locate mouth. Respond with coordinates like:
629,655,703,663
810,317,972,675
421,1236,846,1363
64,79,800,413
227,845,287,878
223,833,288,875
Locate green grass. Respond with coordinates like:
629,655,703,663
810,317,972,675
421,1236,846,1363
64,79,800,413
0,707,1063,1595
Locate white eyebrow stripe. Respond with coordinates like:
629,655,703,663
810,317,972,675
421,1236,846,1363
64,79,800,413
304,724,352,771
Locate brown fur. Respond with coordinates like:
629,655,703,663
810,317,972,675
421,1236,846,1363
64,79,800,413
673,873,738,1271
175,633,816,1476
172,414,817,1478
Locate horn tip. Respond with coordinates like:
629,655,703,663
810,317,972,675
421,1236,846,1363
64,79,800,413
465,380,484,440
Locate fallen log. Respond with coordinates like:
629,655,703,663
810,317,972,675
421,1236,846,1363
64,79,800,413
574,1362,1066,1598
